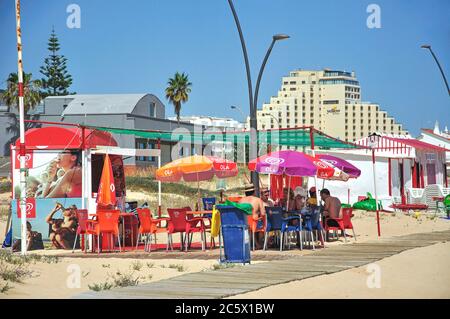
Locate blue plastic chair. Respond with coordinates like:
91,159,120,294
281,214,303,251
303,208,324,250
263,206,284,250
202,197,216,218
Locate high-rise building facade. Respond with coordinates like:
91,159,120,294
255,69,408,142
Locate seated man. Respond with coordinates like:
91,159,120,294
320,188,342,228
239,183,266,249
260,187,274,207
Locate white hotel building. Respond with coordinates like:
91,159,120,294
254,69,408,142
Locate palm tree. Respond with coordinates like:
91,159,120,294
165,72,192,123
2,72,42,114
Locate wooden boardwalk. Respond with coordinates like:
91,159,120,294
77,230,450,299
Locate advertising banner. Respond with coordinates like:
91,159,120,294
12,198,82,248
13,150,82,199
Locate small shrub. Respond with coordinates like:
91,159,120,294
0,282,12,294
211,263,236,271
88,282,113,292
168,264,186,272
0,263,33,283
130,261,143,271
110,270,141,287
146,262,155,269
102,264,111,268
0,180,11,194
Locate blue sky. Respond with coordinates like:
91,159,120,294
0,0,449,136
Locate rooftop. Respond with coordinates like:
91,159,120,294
54,94,151,115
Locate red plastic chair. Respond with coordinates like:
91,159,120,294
135,208,166,252
247,215,267,251
72,209,88,253
86,210,121,254
324,208,356,242
167,208,206,251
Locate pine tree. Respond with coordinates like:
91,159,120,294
40,28,73,97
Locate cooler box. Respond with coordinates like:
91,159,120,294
218,205,251,264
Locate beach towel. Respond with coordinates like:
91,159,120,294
220,200,253,215
210,206,221,237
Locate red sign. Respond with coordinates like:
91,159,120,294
17,198,36,219
14,150,33,169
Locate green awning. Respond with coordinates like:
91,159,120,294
88,125,360,149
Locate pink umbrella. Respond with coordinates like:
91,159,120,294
316,154,361,179
248,150,317,176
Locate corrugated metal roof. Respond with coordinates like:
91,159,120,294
61,94,148,115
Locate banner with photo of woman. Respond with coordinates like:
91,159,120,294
13,150,82,199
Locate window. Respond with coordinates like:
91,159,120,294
150,102,156,117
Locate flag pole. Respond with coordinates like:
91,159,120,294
15,0,28,255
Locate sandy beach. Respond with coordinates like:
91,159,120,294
1,207,449,299
229,241,450,299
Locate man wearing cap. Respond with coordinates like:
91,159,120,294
260,187,274,207
306,186,318,207
240,183,266,249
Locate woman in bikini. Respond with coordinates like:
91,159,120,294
42,151,82,198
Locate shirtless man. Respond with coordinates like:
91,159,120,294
320,189,342,236
46,203,78,249
260,187,274,208
239,184,266,249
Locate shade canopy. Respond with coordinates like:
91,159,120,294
88,125,361,149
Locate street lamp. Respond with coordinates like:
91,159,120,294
254,34,290,118
227,0,289,195
230,105,247,165
421,44,450,96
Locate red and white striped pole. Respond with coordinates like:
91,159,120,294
15,0,28,255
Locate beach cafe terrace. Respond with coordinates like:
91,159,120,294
9,121,375,257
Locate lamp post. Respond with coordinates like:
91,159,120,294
254,34,290,119
421,45,450,96
227,0,289,195
368,132,382,237
230,105,247,166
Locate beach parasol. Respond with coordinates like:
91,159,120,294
316,154,361,179
97,154,116,207
156,155,238,210
156,155,238,182
249,150,320,208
